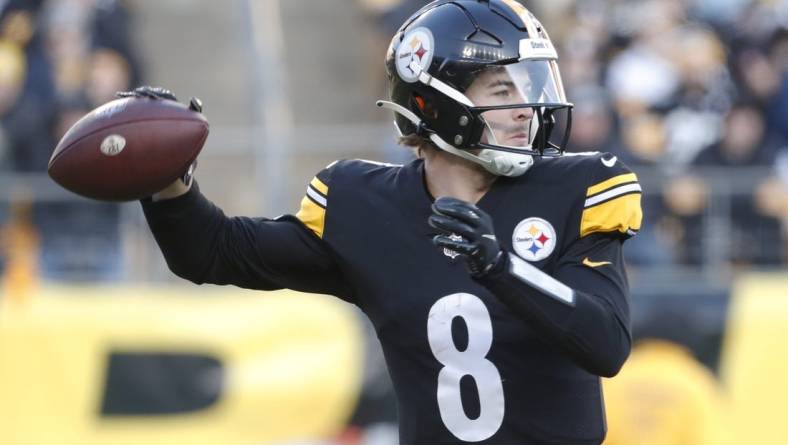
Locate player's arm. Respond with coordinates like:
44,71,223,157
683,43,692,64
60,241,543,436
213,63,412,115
141,179,353,301
124,86,353,300
430,194,640,377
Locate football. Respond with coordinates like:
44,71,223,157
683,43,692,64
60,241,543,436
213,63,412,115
48,97,209,201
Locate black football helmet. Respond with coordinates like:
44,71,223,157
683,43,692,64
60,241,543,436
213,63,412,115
378,0,573,176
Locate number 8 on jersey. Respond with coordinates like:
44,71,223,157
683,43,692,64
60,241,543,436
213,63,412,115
428,293,505,442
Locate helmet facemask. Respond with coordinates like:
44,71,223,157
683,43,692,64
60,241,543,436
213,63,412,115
416,59,572,176
468,60,571,157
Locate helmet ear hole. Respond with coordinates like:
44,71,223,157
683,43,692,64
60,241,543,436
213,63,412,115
414,95,426,111
412,94,438,119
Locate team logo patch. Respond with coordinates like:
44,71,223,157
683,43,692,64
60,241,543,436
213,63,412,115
396,27,434,83
512,217,557,262
443,233,463,260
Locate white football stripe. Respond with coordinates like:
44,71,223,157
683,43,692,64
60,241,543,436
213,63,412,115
306,185,327,207
509,253,575,305
584,183,641,208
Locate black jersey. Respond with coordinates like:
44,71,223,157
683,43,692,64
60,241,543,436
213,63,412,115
142,152,642,445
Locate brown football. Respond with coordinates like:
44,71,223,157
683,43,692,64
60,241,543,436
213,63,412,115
48,97,209,201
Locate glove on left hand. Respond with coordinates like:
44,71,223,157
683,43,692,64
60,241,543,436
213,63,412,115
429,196,504,277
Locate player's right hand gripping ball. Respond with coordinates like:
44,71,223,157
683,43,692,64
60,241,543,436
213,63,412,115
48,86,208,201
429,197,505,277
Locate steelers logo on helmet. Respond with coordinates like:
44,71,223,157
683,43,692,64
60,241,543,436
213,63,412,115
395,27,434,83
512,217,557,262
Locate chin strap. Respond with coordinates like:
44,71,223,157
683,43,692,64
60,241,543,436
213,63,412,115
376,100,533,177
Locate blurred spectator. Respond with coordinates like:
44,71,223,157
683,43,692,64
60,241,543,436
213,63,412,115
764,30,788,142
619,111,668,167
0,191,39,301
661,25,731,170
566,86,618,154
0,37,25,167
603,305,730,445
661,103,787,266
0,1,57,173
0,0,142,281
661,175,710,265
605,42,680,115
694,103,780,167
86,47,132,106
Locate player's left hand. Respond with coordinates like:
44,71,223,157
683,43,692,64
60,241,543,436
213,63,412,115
429,197,504,277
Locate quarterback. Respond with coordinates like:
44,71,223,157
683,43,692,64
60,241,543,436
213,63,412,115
136,1,642,444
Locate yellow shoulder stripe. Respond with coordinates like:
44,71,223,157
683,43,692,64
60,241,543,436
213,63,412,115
296,196,326,238
587,173,638,197
580,193,642,238
310,177,328,195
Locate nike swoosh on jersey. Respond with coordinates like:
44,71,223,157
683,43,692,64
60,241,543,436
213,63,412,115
583,257,612,268
601,156,618,167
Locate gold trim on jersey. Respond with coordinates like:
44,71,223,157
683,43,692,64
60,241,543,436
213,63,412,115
580,193,642,238
296,177,328,238
581,172,642,237
586,173,638,197
310,177,328,196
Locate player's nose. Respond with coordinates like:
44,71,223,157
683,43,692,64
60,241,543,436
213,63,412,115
512,106,533,122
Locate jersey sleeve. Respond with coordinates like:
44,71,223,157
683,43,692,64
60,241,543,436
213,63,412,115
479,232,632,377
554,232,630,327
579,156,643,239
475,156,641,376
295,162,334,238
141,179,354,302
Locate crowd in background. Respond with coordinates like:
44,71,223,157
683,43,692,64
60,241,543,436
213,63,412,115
0,0,139,281
2,0,787,280
0,1,783,444
363,0,788,269
554,0,788,268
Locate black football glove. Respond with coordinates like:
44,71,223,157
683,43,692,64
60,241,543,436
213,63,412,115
429,197,505,277
116,86,203,187
116,85,203,113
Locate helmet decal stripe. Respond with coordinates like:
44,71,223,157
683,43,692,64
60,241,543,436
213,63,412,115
501,0,537,35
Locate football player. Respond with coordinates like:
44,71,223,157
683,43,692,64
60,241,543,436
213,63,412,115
135,1,642,444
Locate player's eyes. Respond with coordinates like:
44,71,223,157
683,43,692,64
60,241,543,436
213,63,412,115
492,89,510,97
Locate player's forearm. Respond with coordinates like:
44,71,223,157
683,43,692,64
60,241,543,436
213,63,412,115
141,182,280,289
477,253,631,377
142,181,229,283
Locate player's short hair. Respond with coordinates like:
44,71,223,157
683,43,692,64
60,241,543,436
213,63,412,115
398,133,438,158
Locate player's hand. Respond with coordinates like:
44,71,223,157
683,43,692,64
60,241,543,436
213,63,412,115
116,85,203,113
429,197,504,277
116,86,203,199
